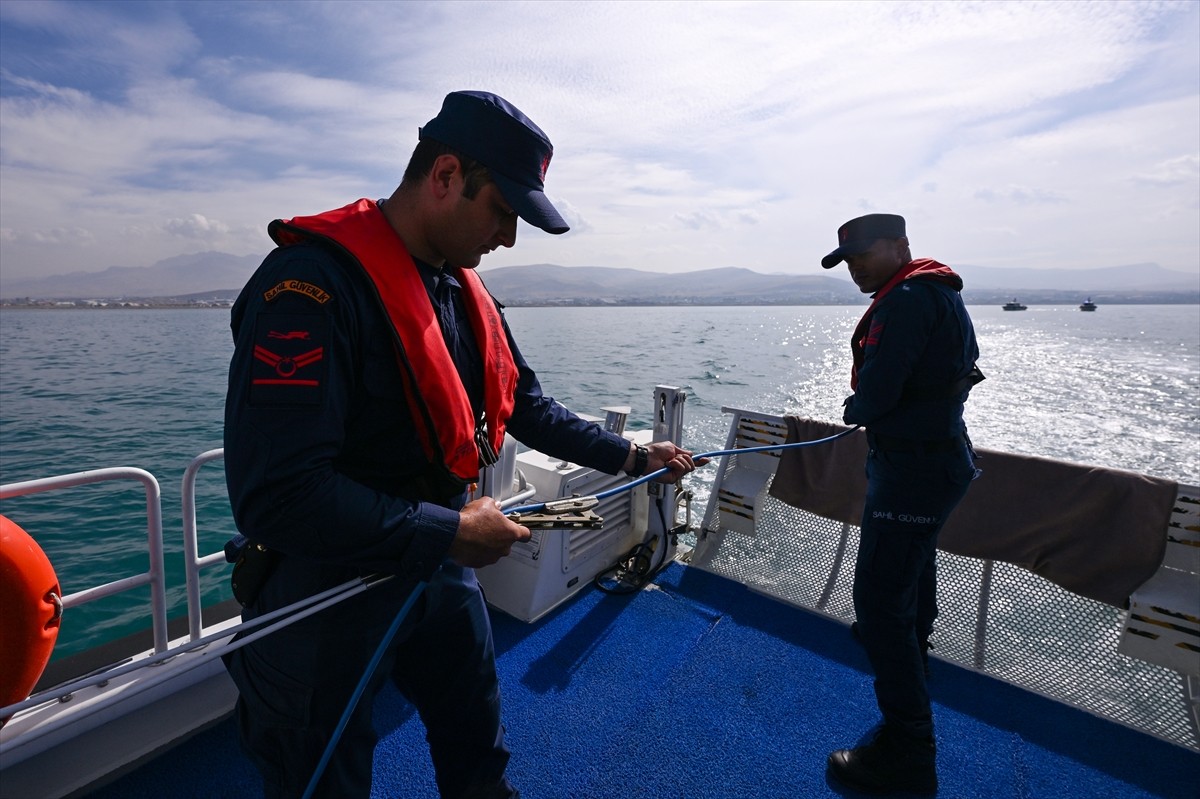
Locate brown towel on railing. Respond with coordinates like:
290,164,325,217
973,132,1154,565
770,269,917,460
767,417,1178,607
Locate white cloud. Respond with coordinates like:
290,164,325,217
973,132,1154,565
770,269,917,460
164,214,230,239
0,225,94,245
973,187,1069,206
1133,154,1200,187
0,0,1196,279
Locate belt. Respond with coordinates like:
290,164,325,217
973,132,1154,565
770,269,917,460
867,431,964,453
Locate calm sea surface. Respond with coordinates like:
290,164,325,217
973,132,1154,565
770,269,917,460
1,304,1197,658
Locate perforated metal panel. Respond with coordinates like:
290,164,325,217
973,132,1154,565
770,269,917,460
691,424,1200,753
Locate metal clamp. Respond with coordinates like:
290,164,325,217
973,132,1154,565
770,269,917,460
507,496,604,529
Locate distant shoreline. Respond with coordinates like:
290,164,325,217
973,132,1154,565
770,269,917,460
3,299,1198,310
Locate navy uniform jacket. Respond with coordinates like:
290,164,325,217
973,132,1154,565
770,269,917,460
842,275,979,440
224,241,630,583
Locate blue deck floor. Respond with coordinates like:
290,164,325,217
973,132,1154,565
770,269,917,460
87,563,1199,798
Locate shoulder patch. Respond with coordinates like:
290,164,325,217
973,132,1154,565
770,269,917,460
264,279,332,304
248,312,329,407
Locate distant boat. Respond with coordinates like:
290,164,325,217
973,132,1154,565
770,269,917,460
1080,298,1098,311
1003,299,1027,311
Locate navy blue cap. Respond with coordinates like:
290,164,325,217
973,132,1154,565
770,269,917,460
420,91,569,234
821,213,906,269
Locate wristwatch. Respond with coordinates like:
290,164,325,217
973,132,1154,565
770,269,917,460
629,444,649,477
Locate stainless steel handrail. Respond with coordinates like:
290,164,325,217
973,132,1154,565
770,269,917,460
0,468,168,655
1,443,544,722
181,448,229,640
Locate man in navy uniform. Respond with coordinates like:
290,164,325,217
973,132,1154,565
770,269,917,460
820,214,981,795
222,91,698,799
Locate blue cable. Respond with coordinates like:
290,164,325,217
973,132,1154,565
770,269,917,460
303,424,858,795
302,580,426,799
505,425,860,515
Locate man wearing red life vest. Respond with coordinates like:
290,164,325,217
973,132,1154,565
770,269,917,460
820,214,982,796
222,91,698,799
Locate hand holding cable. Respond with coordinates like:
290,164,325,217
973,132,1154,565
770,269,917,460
624,440,709,482
508,426,860,518
448,497,533,568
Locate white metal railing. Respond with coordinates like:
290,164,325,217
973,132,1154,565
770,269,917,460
0,467,169,654
181,448,232,640
178,441,538,641
0,575,382,721
1,441,539,723
0,452,378,723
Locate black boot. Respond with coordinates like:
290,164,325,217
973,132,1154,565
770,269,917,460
827,725,937,795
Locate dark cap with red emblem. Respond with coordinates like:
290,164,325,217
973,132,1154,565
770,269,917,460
821,213,906,269
420,90,569,235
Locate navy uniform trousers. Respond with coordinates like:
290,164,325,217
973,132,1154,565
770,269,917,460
224,558,515,799
853,438,977,741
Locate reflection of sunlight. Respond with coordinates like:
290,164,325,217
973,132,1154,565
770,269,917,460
961,309,1198,483
508,302,1199,496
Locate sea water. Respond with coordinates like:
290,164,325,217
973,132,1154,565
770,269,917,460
1,304,1197,659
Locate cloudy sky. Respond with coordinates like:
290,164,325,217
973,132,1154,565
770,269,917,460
1,0,1197,283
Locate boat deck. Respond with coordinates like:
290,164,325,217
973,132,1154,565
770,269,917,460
85,562,1198,799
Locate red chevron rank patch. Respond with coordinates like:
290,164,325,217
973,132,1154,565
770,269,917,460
248,312,328,406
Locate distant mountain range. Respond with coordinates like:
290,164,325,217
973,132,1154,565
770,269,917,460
1,251,1196,305
0,252,264,301
477,264,865,305
478,262,1198,305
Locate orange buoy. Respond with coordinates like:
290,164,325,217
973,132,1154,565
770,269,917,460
0,514,62,722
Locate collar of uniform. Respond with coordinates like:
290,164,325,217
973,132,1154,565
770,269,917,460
411,257,445,302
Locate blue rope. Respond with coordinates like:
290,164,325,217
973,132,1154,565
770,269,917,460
505,425,860,515
303,424,857,796
302,580,426,799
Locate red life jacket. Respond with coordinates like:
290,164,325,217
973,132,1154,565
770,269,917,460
268,198,516,483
